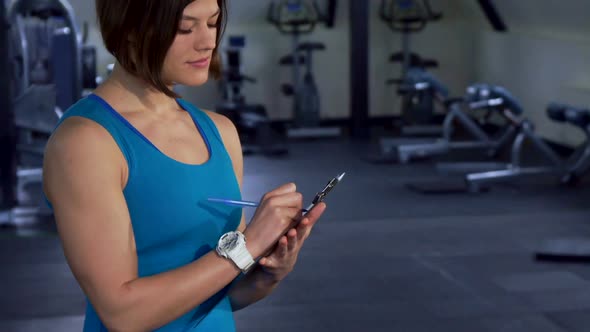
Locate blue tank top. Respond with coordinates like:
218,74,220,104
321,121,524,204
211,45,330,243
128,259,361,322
49,94,242,331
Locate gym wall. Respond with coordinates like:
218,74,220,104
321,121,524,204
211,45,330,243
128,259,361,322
68,0,481,123
181,0,351,121
474,0,590,147
370,0,481,118
69,0,590,147
180,0,482,122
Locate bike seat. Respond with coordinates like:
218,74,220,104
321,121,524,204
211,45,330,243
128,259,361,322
398,16,425,24
298,42,326,52
279,54,306,66
389,52,438,69
547,103,590,128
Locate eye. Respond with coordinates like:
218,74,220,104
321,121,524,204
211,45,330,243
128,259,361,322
208,15,219,29
178,28,192,35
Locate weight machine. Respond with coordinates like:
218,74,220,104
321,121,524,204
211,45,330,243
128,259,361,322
2,0,97,225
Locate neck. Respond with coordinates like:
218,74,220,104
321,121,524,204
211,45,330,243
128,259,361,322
96,63,179,114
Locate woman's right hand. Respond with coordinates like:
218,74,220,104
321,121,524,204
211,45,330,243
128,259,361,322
243,183,303,259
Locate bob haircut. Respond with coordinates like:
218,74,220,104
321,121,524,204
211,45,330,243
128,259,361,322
96,0,227,98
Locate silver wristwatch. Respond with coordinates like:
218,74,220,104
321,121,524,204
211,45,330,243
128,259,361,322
216,231,255,274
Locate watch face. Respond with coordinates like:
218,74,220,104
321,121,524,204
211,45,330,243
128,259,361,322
221,232,239,251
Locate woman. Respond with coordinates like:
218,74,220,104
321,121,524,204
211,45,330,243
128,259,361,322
42,0,326,331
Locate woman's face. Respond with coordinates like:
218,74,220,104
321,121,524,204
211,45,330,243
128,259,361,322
162,0,220,87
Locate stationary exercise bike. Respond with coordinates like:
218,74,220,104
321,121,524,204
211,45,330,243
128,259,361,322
380,0,444,136
268,0,341,139
216,36,288,156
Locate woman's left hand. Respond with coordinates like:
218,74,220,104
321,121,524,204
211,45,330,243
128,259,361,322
257,202,326,281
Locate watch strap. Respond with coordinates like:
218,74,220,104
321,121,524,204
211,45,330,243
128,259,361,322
230,245,255,273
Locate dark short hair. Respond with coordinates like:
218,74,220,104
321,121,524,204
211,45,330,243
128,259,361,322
96,0,227,97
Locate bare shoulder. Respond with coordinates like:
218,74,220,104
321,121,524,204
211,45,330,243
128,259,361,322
201,109,243,182
45,116,123,168
43,116,126,199
203,110,238,137
47,116,113,149
202,109,241,151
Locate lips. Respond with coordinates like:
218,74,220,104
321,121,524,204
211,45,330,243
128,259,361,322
187,57,210,68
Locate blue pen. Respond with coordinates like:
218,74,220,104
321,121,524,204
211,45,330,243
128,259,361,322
206,172,345,214
206,198,260,209
206,197,310,213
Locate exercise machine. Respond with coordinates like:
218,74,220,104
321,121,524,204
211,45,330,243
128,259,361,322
547,103,590,184
216,35,288,156
2,0,97,225
404,84,528,193
534,104,590,263
380,0,444,136
268,0,341,139
456,87,590,192
377,80,519,164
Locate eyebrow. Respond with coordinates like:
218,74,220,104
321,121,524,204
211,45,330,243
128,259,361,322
182,8,221,21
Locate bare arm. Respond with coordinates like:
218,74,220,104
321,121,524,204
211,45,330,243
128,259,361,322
205,111,290,310
43,117,300,331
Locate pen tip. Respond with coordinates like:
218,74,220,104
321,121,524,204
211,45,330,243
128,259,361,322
337,172,346,181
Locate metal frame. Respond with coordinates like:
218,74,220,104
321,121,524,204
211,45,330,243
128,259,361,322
379,0,443,132
380,97,517,164
4,0,81,223
464,120,566,192
561,124,590,182
268,0,341,138
462,104,590,193
8,0,83,102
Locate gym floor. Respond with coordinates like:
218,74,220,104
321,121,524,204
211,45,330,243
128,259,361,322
1,140,590,332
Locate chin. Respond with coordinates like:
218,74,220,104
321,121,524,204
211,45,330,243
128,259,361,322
175,71,210,87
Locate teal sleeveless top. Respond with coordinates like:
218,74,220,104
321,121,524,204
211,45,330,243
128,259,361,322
49,94,242,331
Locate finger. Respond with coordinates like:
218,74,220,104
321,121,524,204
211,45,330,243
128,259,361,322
287,228,298,251
259,256,276,269
278,235,289,257
260,255,277,267
262,182,297,200
298,203,326,239
303,202,326,226
265,192,304,210
263,206,305,227
297,217,312,241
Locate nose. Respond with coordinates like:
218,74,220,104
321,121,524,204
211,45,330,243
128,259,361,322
193,24,217,52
